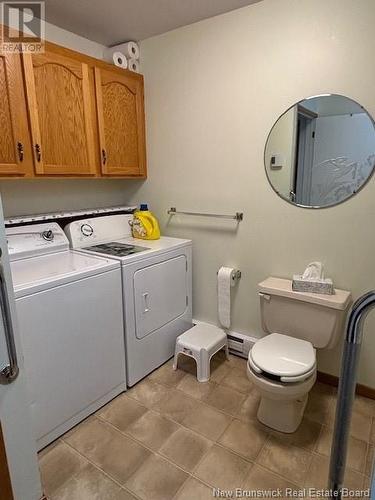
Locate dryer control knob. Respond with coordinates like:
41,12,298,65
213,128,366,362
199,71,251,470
81,224,93,237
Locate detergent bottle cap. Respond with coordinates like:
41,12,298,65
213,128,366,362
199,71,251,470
139,204,148,211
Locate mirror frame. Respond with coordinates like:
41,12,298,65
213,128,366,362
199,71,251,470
264,93,375,209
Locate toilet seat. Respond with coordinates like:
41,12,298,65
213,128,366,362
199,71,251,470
249,333,316,383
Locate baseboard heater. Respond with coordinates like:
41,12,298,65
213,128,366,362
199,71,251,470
227,331,256,359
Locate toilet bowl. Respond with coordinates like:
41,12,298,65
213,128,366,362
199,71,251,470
247,333,317,432
248,277,352,433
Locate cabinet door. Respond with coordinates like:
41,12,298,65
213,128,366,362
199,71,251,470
94,67,146,177
22,51,96,176
0,54,33,177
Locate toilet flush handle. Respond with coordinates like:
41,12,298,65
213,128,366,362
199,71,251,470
259,292,271,301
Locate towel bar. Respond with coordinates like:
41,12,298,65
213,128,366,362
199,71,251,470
167,207,243,221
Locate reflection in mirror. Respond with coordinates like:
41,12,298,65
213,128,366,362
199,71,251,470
264,94,375,208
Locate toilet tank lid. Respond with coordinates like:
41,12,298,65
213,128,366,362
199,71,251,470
258,277,352,311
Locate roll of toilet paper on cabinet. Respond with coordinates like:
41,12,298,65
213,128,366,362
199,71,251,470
218,267,235,329
128,58,140,72
115,41,140,60
104,50,128,69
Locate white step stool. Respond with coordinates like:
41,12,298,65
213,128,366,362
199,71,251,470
173,323,229,382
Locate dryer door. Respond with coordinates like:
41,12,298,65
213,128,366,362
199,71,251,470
134,255,188,339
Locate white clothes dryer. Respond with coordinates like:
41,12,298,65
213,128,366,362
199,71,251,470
65,214,192,386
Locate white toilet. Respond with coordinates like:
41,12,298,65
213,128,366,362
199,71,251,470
247,277,351,433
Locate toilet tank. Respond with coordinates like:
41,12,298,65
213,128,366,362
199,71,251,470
258,277,352,349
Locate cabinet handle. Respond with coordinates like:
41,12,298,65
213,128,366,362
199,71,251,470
35,143,41,162
101,149,107,165
17,142,24,162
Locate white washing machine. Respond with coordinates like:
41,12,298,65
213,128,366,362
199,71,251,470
6,222,126,450
65,214,192,386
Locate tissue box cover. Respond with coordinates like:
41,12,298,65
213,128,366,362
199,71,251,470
292,275,334,295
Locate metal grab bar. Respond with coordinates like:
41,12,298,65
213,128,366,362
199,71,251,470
329,291,375,497
0,256,19,384
167,207,243,221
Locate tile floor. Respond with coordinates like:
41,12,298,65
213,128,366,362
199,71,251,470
39,352,374,499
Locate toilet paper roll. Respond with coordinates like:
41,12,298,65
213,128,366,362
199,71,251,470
104,50,128,69
218,267,236,329
114,41,140,60
127,58,140,73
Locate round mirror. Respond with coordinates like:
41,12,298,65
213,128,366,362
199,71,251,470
264,94,375,208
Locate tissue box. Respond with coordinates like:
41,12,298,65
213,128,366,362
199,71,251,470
292,275,334,295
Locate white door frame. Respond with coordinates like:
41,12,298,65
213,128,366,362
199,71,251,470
0,196,42,500
295,105,317,205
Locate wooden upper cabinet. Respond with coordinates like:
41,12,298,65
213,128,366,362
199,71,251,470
94,67,146,177
0,40,147,179
22,50,96,176
0,54,33,177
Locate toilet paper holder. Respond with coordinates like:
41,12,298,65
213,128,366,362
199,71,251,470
217,269,241,284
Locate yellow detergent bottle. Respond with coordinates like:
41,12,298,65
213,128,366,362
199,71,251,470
131,204,160,240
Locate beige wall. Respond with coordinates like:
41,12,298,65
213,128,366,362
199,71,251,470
128,0,375,386
43,21,105,59
0,21,143,217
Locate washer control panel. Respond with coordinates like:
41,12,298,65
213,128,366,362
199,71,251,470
6,222,69,261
